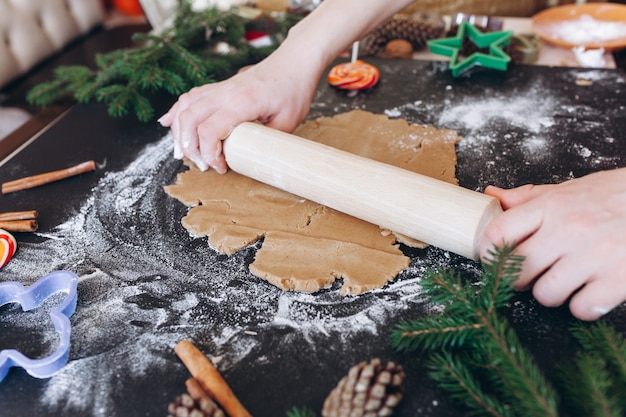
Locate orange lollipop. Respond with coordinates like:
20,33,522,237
327,60,380,90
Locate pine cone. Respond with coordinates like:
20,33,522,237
167,393,225,417
322,358,405,417
359,13,445,56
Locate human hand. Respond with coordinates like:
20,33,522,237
158,53,319,173
480,168,626,320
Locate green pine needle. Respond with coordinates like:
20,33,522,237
286,406,317,417
570,321,626,390
392,315,484,352
559,321,626,414
428,351,514,417
559,354,621,417
26,0,299,121
393,244,559,417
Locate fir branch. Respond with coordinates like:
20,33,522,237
392,245,559,417
570,321,626,392
392,316,484,352
26,0,299,121
483,317,559,417
481,244,522,315
26,65,94,106
428,351,513,417
559,354,621,417
286,406,317,417
130,91,154,122
559,321,626,414
97,84,132,117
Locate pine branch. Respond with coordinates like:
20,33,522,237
559,354,621,417
286,406,317,417
26,0,299,122
559,321,626,415
483,317,559,417
570,321,626,393
428,351,514,417
392,316,484,352
392,245,559,417
481,245,522,315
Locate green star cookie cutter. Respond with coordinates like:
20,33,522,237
427,21,514,77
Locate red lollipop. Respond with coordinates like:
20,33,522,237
327,60,380,90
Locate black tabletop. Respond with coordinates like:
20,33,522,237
1,49,625,416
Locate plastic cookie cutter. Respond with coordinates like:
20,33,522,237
0,270,78,381
427,21,514,77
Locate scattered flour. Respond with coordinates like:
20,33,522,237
2,135,458,416
385,85,558,160
437,89,556,135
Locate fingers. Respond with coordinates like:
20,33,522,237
531,254,591,307
479,197,543,262
485,184,557,210
159,84,245,173
480,184,553,260
481,178,626,320
195,109,239,175
569,277,626,321
530,259,625,321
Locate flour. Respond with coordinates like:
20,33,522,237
2,134,457,416
573,69,625,82
546,14,626,44
437,88,556,136
384,85,557,158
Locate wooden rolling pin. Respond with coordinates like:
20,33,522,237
223,123,503,260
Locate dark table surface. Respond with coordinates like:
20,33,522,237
1,27,626,417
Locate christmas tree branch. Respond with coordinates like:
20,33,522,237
570,321,626,391
429,351,512,417
558,321,626,415
27,0,299,122
560,354,620,417
284,245,625,416
286,406,317,417
392,245,559,416
483,317,559,416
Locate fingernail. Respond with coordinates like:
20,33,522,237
157,112,170,126
173,142,183,159
593,306,610,316
190,156,208,171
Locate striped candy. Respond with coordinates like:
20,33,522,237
0,229,17,269
327,60,380,90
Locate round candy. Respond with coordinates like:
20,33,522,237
327,60,380,90
0,229,17,269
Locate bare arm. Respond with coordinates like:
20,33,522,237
159,0,415,173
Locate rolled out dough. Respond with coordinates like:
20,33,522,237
165,110,461,295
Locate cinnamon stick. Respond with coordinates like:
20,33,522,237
0,219,37,232
0,210,38,222
175,340,252,417
2,160,96,194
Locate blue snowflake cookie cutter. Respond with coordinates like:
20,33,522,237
0,270,78,381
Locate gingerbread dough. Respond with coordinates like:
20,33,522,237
165,110,460,295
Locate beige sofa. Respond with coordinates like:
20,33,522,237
0,0,104,88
